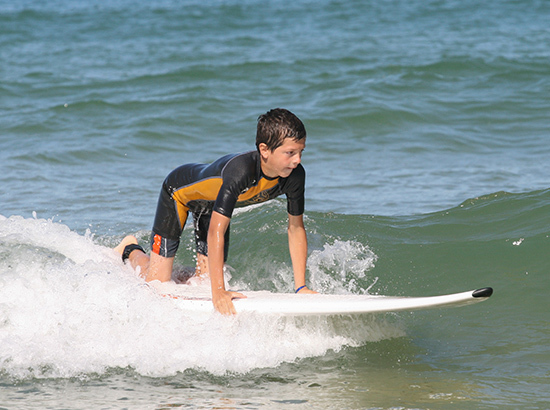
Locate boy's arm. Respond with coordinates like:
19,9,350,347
288,213,316,293
208,211,246,314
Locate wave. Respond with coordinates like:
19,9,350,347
0,213,402,380
1,188,547,378
226,189,549,302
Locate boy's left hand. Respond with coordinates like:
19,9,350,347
296,286,317,294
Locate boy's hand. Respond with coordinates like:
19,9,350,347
212,289,247,315
296,286,318,294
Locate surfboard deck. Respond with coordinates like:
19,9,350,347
152,282,493,316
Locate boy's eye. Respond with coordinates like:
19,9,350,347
284,149,304,156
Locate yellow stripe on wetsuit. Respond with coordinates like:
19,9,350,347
172,176,280,228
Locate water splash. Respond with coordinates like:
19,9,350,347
0,215,402,379
307,239,378,294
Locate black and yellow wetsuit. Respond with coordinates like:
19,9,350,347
151,150,305,259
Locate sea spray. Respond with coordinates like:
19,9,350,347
307,239,378,294
0,215,404,379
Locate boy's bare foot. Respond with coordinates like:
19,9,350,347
114,235,139,255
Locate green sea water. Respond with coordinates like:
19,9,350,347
1,0,549,408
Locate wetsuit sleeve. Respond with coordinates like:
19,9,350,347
213,183,239,217
285,164,306,216
212,154,253,218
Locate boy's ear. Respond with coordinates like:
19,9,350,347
258,143,270,159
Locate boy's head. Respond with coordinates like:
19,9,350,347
256,108,306,152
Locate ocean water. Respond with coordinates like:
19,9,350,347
1,0,549,409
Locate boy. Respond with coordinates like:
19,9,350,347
115,108,315,315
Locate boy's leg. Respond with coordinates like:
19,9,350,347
114,235,173,282
114,235,146,271
114,235,140,255
147,252,174,282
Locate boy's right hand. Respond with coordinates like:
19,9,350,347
212,289,246,315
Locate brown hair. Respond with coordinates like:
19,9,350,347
256,108,306,152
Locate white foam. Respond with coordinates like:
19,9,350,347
0,214,402,379
307,239,378,294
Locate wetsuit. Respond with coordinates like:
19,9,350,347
151,150,305,259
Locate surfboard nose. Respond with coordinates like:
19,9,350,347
472,287,493,298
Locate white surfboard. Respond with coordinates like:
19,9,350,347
152,282,493,316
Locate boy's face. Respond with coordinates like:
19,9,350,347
259,138,306,179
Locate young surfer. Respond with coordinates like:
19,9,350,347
115,108,316,315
